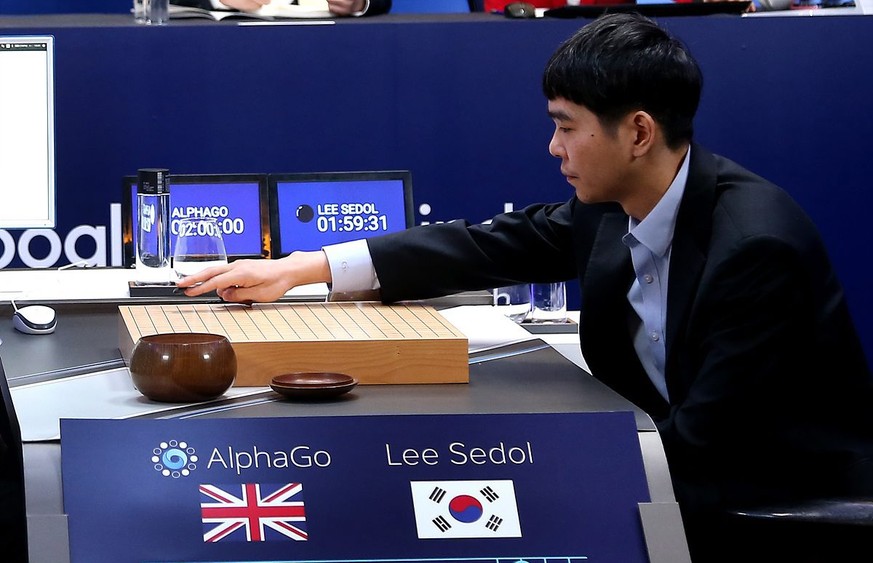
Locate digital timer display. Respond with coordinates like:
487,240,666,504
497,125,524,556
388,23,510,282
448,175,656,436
272,175,411,256
124,175,268,266
315,212,388,233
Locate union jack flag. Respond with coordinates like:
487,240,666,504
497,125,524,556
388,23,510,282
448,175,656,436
199,483,307,543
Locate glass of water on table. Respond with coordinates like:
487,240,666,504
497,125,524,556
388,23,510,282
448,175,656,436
173,217,228,280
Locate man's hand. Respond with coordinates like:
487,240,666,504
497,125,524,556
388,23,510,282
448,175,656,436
326,0,366,15
219,0,270,12
177,250,332,303
220,0,365,15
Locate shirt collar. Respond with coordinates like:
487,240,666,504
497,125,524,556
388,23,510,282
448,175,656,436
624,146,691,257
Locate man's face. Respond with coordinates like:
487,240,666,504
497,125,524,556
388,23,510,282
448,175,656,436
547,97,634,206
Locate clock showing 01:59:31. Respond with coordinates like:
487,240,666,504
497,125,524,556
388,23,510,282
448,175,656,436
273,172,413,256
296,202,390,233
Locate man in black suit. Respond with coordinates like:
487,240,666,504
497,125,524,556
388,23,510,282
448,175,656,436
180,13,873,560
172,0,391,16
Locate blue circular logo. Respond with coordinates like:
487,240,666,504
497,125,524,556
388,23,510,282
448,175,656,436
152,440,198,478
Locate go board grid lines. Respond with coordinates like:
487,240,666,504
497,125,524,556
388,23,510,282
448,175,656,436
119,302,470,385
122,302,466,343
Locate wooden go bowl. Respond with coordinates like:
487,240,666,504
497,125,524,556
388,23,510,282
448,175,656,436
129,333,237,402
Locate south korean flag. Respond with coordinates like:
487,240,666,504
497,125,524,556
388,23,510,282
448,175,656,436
410,480,522,539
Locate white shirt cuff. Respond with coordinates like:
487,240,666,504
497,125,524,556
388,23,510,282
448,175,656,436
322,239,380,293
351,0,370,16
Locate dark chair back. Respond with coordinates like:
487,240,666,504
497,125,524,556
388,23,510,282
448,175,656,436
0,357,28,562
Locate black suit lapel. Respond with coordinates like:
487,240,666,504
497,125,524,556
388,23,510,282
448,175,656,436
581,212,670,418
665,145,716,400
581,212,632,312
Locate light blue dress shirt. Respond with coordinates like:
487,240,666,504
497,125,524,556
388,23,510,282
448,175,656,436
621,148,690,402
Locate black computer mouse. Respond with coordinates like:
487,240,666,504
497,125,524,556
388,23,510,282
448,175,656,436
504,2,536,18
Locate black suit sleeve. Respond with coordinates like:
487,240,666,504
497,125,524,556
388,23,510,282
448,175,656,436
368,199,578,303
364,0,391,15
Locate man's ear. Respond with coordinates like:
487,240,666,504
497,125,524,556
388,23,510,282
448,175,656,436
629,111,657,157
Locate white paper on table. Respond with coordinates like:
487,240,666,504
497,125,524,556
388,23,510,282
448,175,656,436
0,268,330,302
437,305,536,353
0,268,135,301
257,0,333,18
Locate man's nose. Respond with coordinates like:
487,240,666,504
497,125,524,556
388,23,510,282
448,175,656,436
548,133,563,158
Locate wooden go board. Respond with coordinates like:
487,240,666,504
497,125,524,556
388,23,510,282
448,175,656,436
118,302,469,385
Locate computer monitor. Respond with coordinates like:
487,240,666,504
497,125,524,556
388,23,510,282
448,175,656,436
121,173,271,267
268,170,414,257
0,36,55,229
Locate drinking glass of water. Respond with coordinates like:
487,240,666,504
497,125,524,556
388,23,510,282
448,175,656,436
529,282,568,323
173,217,228,280
133,0,169,24
493,284,532,323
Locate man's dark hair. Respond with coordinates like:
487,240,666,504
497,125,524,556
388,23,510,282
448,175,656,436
542,13,702,149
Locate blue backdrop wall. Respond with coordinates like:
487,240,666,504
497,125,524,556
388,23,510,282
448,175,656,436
0,0,128,14
0,13,870,362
